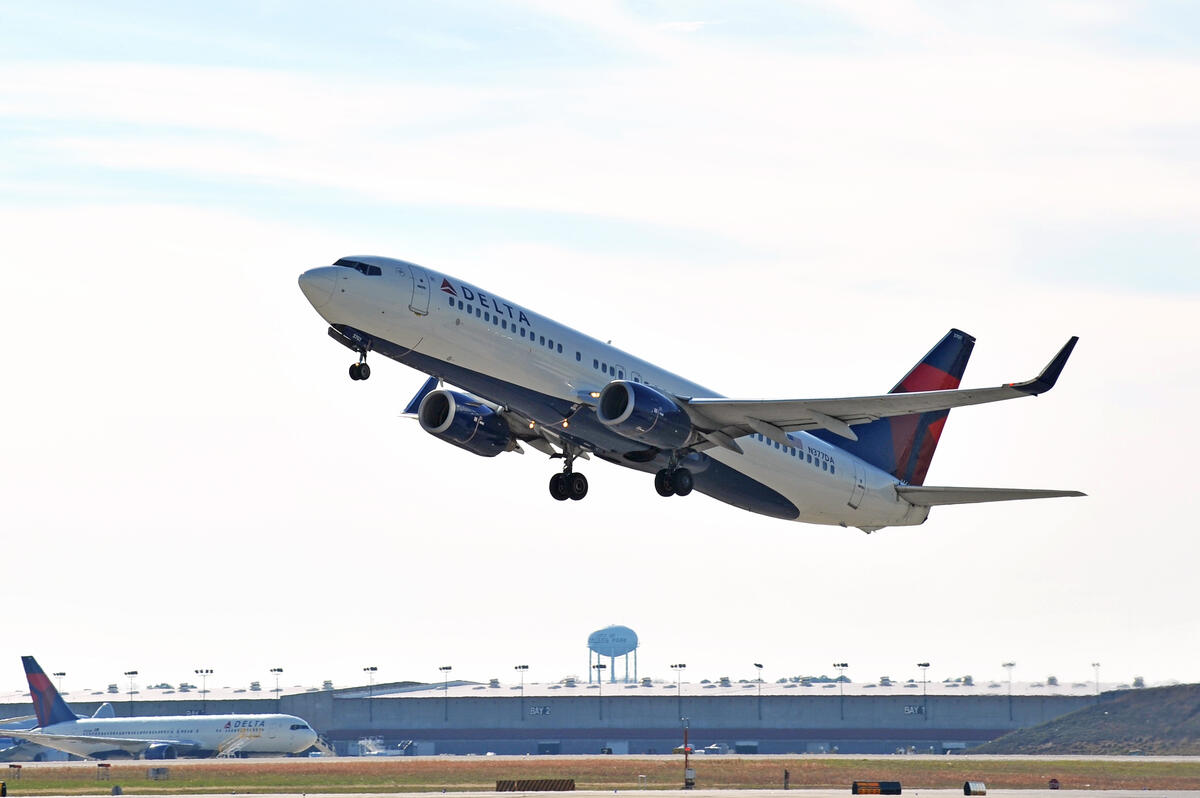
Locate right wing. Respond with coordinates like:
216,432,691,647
682,337,1078,448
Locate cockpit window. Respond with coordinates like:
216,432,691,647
334,258,382,276
290,723,311,731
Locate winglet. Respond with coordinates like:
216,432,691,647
402,376,441,416
1012,336,1079,395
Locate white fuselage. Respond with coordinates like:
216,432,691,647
301,258,929,530
40,714,316,758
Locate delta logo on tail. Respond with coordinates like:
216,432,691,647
439,279,457,297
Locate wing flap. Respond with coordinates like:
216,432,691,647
897,485,1086,507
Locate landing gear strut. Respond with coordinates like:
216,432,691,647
548,448,588,501
349,352,370,381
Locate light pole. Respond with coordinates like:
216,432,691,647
194,669,213,714
1002,662,1016,722
364,666,377,723
123,670,138,717
52,671,66,694
270,667,284,712
593,663,606,720
833,663,849,721
439,666,452,722
671,664,686,721
753,663,764,721
917,662,930,720
1092,662,1101,700
514,665,529,722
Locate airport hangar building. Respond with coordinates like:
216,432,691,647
1,678,1101,756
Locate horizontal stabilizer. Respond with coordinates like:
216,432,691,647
897,485,1086,507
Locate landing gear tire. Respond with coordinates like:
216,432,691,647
349,363,361,380
568,472,589,501
549,473,571,501
654,469,675,497
671,468,694,496
349,362,371,381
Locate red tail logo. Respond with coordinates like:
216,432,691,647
440,279,457,296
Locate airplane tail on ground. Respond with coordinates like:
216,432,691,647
22,657,80,728
812,329,974,485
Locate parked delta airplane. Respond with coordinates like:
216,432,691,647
299,257,1083,531
7,657,319,759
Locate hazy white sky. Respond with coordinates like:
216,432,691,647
2,1,1198,698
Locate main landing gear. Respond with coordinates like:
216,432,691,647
348,352,370,381
548,448,588,501
654,466,694,497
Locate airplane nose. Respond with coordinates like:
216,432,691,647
298,267,336,309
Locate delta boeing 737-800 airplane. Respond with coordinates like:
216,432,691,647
299,256,1083,531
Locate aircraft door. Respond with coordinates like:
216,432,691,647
409,266,431,315
848,460,867,509
393,265,416,305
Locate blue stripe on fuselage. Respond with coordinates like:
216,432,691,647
335,325,799,521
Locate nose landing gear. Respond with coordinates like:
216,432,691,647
349,352,371,381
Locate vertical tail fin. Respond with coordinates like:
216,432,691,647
22,656,79,727
812,329,975,485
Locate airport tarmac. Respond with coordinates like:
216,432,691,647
21,786,1200,798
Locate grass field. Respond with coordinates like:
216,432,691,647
3,756,1200,795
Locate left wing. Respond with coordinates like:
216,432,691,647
682,337,1077,449
4,729,202,758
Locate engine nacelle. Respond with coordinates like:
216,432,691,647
596,380,692,450
143,743,177,760
418,389,514,458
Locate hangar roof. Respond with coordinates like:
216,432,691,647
0,677,1148,707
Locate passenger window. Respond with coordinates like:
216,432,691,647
593,359,599,369
447,296,454,307
548,338,554,348
475,307,481,318
822,461,828,471
576,352,581,362
540,336,546,346
458,300,464,310
493,316,499,326
485,312,490,322
806,453,812,463
602,364,608,374
618,370,623,379
830,465,836,475
557,343,563,353
502,320,507,330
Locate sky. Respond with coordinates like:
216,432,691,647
1,1,1198,700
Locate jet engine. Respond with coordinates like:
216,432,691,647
596,381,692,450
418,389,514,458
143,743,177,760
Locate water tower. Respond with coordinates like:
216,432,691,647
587,625,638,683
